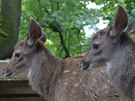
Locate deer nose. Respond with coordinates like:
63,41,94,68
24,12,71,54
80,60,91,70
3,69,13,77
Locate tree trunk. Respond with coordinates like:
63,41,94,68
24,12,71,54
0,0,21,59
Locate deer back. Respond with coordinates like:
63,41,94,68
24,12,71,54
55,56,123,101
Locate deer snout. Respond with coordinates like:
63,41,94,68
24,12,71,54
80,60,93,70
3,69,14,77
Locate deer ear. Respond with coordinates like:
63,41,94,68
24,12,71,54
125,18,135,33
110,5,128,38
40,32,46,43
27,17,41,46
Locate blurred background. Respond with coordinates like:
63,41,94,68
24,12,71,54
0,0,135,59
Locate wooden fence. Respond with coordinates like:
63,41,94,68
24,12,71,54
0,60,44,101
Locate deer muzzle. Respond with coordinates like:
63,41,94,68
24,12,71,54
80,60,93,70
3,69,14,77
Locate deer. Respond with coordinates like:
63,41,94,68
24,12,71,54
2,18,124,101
80,5,135,101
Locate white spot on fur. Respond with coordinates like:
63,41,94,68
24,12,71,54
107,80,110,83
85,90,89,96
101,69,105,73
65,79,69,81
64,82,68,85
58,79,61,83
74,83,79,87
64,70,70,73
102,84,108,89
105,91,108,94
73,71,77,75
80,78,83,83
92,78,97,83
70,77,74,80
82,84,87,87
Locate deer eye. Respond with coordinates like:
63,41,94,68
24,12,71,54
14,52,21,58
93,43,99,50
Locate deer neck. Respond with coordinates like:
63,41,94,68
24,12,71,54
107,34,135,98
28,43,63,100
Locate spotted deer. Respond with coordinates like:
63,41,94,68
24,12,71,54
3,18,124,101
80,5,135,101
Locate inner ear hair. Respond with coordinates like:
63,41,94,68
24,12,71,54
109,5,128,38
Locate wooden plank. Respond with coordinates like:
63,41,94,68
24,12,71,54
0,97,44,101
0,94,40,97
0,61,45,101
0,80,45,101
0,80,35,94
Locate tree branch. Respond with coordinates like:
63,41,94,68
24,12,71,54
58,31,70,58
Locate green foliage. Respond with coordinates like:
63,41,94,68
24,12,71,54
19,0,135,58
91,0,135,24
20,0,101,58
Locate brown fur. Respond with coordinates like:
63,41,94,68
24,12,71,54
93,28,110,41
3,17,124,101
4,40,124,101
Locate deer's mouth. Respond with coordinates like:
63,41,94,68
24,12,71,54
80,61,93,70
3,69,14,77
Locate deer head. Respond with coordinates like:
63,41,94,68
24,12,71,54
80,5,128,70
3,18,46,77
